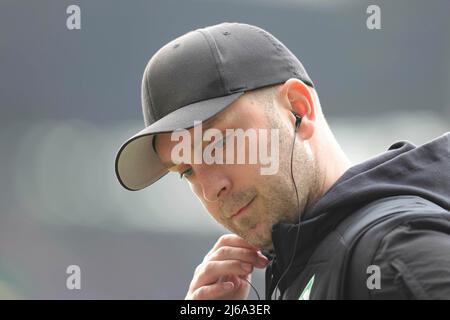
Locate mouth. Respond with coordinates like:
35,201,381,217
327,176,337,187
230,196,256,221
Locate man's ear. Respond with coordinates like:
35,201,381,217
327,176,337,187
279,78,316,120
278,78,316,139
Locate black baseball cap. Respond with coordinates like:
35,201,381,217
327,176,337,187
115,22,314,191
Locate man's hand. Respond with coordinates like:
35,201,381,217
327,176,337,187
185,234,269,300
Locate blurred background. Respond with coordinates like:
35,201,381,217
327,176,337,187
0,0,449,299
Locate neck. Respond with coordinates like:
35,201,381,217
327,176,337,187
308,124,352,210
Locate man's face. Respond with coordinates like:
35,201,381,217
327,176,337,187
154,91,318,251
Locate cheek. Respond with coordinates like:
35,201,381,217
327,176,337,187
191,183,222,220
233,164,262,185
205,203,221,220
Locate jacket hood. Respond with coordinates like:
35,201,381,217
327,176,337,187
265,132,450,295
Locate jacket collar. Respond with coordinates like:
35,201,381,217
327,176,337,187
263,211,335,298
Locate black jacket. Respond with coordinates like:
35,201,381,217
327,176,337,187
264,132,450,300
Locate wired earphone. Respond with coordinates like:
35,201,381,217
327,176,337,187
244,110,303,300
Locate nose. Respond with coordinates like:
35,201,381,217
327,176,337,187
196,164,232,202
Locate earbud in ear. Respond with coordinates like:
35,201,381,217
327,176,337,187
292,111,302,129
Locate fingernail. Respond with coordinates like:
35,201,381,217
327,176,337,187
258,251,268,259
258,253,269,263
223,282,233,290
241,262,252,272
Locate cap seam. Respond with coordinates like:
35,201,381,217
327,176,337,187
248,25,314,88
251,25,297,78
147,80,157,122
144,63,158,124
196,29,227,94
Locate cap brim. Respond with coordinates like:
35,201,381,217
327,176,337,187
115,92,244,191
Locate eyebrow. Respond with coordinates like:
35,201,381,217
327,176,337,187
160,117,221,171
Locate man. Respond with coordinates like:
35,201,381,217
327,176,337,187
115,22,450,299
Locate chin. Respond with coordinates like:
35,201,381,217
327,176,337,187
257,239,274,252
246,232,273,251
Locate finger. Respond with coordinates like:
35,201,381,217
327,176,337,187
194,260,254,289
228,273,252,291
220,274,249,291
188,281,235,300
209,246,269,268
208,234,259,256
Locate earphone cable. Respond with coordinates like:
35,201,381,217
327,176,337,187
272,117,302,299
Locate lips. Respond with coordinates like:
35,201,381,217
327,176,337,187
230,196,256,220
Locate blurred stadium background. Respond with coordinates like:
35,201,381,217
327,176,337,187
0,0,449,299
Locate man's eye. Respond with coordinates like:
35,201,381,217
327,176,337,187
179,167,193,180
214,134,231,150
214,138,225,150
